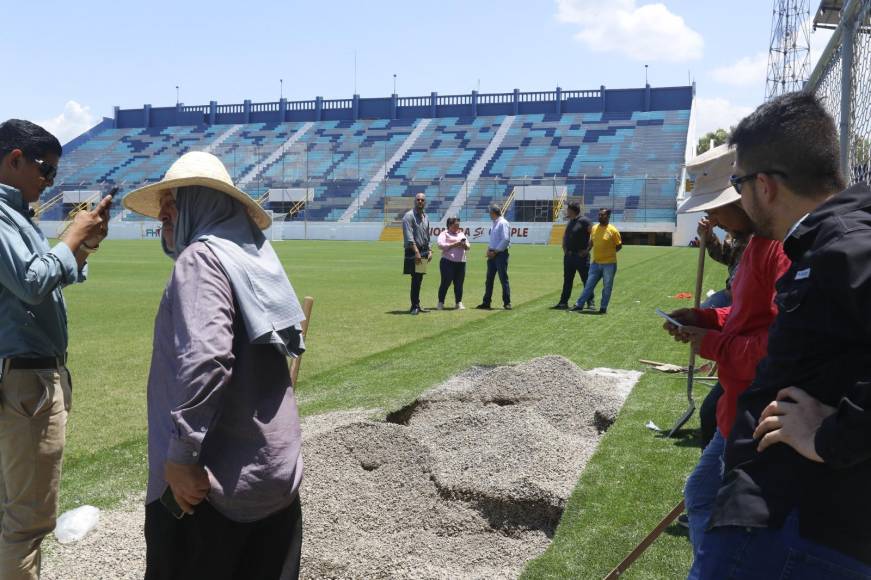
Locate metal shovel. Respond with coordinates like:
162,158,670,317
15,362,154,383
667,237,706,437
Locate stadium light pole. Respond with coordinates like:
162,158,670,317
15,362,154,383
393,73,397,95
280,79,283,100
644,65,648,85
176,85,179,106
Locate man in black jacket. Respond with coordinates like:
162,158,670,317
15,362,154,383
691,92,871,578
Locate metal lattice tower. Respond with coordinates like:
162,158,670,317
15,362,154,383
766,0,812,99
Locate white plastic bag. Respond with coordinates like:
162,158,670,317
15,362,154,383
54,505,100,544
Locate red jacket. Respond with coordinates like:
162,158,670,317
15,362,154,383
694,236,791,438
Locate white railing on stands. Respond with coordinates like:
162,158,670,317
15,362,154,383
288,100,317,111
251,102,280,113
562,90,600,100
397,96,429,107
478,93,514,104
436,94,473,106
216,104,244,114
323,99,353,110
519,92,556,102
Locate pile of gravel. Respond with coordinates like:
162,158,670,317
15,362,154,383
41,356,640,580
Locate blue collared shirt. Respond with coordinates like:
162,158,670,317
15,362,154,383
488,216,511,252
0,182,84,358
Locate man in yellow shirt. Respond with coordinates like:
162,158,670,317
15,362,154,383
571,208,621,314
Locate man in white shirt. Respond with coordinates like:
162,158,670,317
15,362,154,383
476,204,511,310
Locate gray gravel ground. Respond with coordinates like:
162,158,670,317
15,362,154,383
41,356,640,580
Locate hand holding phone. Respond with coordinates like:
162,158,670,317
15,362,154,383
656,308,684,328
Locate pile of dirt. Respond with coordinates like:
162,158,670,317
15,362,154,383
41,356,641,580
301,356,640,579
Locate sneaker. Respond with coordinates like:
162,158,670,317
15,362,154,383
504,304,512,310
475,303,492,310
586,301,596,310
569,304,585,312
436,302,444,310
677,514,689,529
598,308,607,315
456,302,466,310
410,307,420,315
551,303,569,310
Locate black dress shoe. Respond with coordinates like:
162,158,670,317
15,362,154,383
551,303,569,310
410,307,420,315
569,304,585,312
475,303,492,310
503,304,512,310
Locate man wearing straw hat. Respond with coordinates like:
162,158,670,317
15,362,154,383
124,151,305,579
661,144,789,563
0,119,112,580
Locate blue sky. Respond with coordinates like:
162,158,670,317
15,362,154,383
1,0,832,143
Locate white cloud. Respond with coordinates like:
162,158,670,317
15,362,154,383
38,101,98,145
695,97,755,135
711,52,769,87
555,0,703,62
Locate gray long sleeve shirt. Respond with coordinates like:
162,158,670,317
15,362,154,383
402,209,430,253
0,183,85,358
146,242,303,523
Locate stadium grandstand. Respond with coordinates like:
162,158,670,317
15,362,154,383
38,84,695,245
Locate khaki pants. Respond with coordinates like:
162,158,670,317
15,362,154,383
0,365,71,580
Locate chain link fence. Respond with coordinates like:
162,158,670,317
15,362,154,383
807,0,871,185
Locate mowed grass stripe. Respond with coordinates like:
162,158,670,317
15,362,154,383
59,240,725,577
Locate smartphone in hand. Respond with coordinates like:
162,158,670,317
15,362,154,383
655,308,684,328
160,487,186,519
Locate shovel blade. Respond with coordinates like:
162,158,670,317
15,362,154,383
667,403,696,438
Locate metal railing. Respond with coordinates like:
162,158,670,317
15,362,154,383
806,0,871,185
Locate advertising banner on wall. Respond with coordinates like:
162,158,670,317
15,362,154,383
427,222,552,244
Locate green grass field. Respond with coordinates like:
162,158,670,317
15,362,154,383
61,239,726,578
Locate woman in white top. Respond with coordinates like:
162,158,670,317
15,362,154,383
436,217,470,309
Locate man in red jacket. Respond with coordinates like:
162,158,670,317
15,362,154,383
664,146,790,558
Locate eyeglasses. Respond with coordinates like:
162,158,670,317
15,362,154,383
30,157,58,182
729,170,787,194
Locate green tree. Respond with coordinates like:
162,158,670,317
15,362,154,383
697,128,730,154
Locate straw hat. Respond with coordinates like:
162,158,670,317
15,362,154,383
122,151,271,229
678,144,741,214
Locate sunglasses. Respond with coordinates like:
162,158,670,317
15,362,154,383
30,157,58,182
729,170,788,194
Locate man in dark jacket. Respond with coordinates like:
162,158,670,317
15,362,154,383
553,201,594,310
691,92,871,578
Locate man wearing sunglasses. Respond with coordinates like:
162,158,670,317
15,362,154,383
690,94,871,578
0,119,111,579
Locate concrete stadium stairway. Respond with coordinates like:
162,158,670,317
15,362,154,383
443,115,515,218
337,118,432,223
235,122,314,189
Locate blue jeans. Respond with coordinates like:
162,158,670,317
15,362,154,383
575,262,616,311
689,510,871,579
685,430,725,557
701,289,732,309
482,251,510,306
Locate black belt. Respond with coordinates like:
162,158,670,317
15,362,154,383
7,356,65,370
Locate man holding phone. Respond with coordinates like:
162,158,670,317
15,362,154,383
0,119,111,579
661,145,789,560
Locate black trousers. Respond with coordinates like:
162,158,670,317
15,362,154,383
559,252,593,305
409,272,425,308
144,495,302,580
437,258,466,303
699,383,724,449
